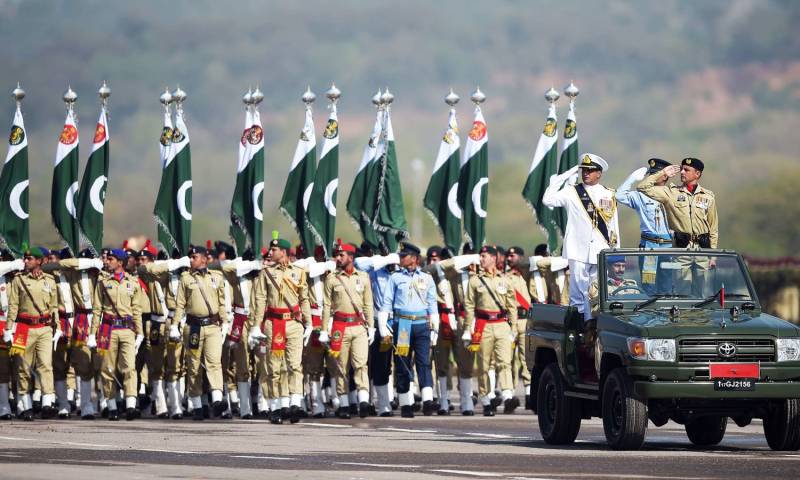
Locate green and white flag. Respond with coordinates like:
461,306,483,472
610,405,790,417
280,107,316,253
346,109,381,249
306,105,339,256
76,105,109,254
522,103,560,253
230,104,265,254
369,108,408,252
0,106,29,256
556,101,579,237
424,107,461,252
457,107,488,249
153,105,192,255
51,109,81,254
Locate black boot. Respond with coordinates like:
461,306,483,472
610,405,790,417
231,402,240,417
336,406,351,419
269,409,283,425
40,405,57,419
21,409,34,421
422,400,435,416
400,405,414,418
503,397,520,414
125,408,137,421
358,402,370,418
482,404,495,417
212,401,225,418
0,412,12,420
289,405,301,424
171,412,183,420
348,403,358,415
280,407,290,421
108,409,120,421
193,408,204,421
202,404,210,419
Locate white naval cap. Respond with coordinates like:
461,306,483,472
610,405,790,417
578,153,609,172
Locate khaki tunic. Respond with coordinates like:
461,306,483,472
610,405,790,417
173,269,229,327
637,172,718,248
464,270,518,329
6,272,59,329
321,269,374,330
138,262,179,311
91,272,144,335
250,263,311,328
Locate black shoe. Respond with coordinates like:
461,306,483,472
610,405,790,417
212,401,225,418
379,411,394,417
40,406,57,419
241,413,253,420
431,400,441,412
33,400,41,414
336,407,351,419
422,400,435,416
280,407,290,420
348,404,358,415
58,411,70,419
449,404,454,411
258,410,269,419
412,401,421,412
0,413,12,420
171,413,183,420
22,409,34,421
81,413,95,420
400,405,414,418
483,405,495,417
489,396,503,409
138,394,151,410
202,405,210,419
269,410,283,425
221,411,233,420
312,412,325,419
390,399,398,410
193,408,204,421
101,407,109,418
503,397,520,414
462,410,474,416
368,404,377,416
525,394,531,410
108,409,120,421
437,409,450,416
298,409,308,419
157,412,169,419
70,400,77,413
289,405,301,424
126,408,137,421
150,404,156,415
358,402,369,419
231,403,240,417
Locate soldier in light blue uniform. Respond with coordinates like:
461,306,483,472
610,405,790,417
377,243,439,418
616,158,673,294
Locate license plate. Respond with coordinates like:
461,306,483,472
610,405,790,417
709,362,760,379
713,378,755,391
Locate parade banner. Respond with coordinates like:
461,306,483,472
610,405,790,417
0,88,29,257
52,97,81,255
458,104,488,249
424,99,462,252
370,105,408,252
522,100,560,253
280,94,316,254
307,93,339,256
230,90,265,253
77,94,110,255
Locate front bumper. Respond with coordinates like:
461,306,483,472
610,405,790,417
634,380,800,399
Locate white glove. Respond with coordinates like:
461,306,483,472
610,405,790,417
461,329,472,344
52,329,62,351
77,258,103,270
3,329,13,344
631,166,648,182
428,313,440,333
447,314,458,332
168,325,181,342
134,334,144,353
384,253,400,266
236,260,262,277
325,260,336,272
367,327,376,345
220,322,231,338
303,325,313,347
86,334,97,349
430,329,439,345
377,311,392,338
317,329,330,345
0,259,24,276
248,326,266,348
167,256,191,271
453,254,481,271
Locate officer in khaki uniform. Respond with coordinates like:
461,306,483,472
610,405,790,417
638,157,718,296
322,241,374,419
0,253,25,419
248,236,311,424
463,245,518,416
504,246,532,412
4,247,60,420
89,249,144,421
170,245,229,420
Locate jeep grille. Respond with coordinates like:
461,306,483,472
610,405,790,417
678,338,775,363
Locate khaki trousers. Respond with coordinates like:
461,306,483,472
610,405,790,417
455,326,477,379
512,318,531,387
263,320,303,397
334,324,369,396
183,324,223,397
101,328,137,398
16,325,54,395
0,349,11,383
222,338,250,392
146,321,167,380
477,321,513,397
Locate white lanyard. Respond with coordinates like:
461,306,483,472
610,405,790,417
154,281,168,315
58,273,75,314
79,272,93,309
533,271,546,303
238,276,251,315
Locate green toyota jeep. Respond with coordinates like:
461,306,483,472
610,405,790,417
526,248,800,450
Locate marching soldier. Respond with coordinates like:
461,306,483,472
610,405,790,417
638,157,718,295
378,243,438,418
170,245,229,420
88,249,144,421
4,247,59,420
543,153,620,321
463,245,518,416
322,241,374,419
0,252,24,419
248,236,311,424
504,246,531,412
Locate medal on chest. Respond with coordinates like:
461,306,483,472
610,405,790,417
496,280,508,295
354,277,364,293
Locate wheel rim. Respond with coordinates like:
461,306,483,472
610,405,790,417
610,384,624,436
544,383,557,430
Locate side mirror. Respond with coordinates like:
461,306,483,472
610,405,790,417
741,302,756,312
609,302,624,311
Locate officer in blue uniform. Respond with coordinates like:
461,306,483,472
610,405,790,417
616,158,673,294
377,243,439,418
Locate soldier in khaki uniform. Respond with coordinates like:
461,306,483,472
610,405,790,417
170,245,229,420
4,247,59,420
423,247,457,416
504,246,532,413
322,241,374,419
248,237,311,424
638,157,718,295
89,249,144,421
0,252,24,419
463,245,518,416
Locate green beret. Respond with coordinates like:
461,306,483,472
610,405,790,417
270,238,291,250
24,248,44,259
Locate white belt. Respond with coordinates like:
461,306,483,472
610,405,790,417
311,307,322,317
234,306,249,316
150,314,167,323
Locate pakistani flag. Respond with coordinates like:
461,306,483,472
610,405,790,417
424,107,461,252
556,101,579,236
369,108,408,252
522,103,560,253
346,109,382,249
306,105,339,256
76,105,109,254
230,104,265,253
457,107,488,249
52,109,81,254
280,107,316,253
153,106,192,255
0,106,29,256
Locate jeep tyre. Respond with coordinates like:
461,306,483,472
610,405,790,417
602,368,648,450
763,399,800,451
536,363,581,445
685,416,727,446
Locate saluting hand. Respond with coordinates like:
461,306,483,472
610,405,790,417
663,164,681,179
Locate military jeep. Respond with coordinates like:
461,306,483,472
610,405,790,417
525,248,800,450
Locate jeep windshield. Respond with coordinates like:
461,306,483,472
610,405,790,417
599,250,756,310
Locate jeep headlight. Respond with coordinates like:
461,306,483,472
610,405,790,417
776,338,800,362
627,338,676,362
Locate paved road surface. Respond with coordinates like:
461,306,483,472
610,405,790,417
1,410,797,479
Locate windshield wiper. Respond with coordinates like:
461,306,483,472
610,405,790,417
693,292,750,308
634,294,690,312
